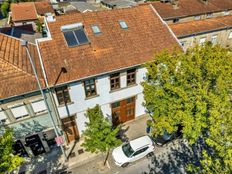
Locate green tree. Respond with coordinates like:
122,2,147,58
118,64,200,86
82,105,121,165
1,1,10,17
142,43,232,173
0,128,24,174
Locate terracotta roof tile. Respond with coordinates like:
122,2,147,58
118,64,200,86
38,5,181,86
150,0,228,20
34,1,54,15
10,2,37,22
169,15,232,37
0,33,45,99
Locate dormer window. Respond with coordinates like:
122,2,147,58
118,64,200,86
91,25,101,35
119,20,128,29
61,23,89,47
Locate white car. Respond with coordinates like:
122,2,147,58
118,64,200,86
112,135,154,167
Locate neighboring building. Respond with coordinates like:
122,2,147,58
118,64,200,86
149,0,232,24
0,33,60,157
101,0,137,9
37,5,181,143
70,2,99,13
10,1,54,26
169,15,232,50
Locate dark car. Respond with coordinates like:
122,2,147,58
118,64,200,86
153,125,183,147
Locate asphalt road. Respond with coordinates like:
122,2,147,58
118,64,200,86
70,139,200,174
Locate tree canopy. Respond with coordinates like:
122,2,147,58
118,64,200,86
82,105,121,165
0,128,24,174
142,43,232,173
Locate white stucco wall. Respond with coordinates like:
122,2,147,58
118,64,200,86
54,67,148,135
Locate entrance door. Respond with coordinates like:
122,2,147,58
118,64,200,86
62,116,79,143
111,96,135,126
13,140,28,157
25,134,45,156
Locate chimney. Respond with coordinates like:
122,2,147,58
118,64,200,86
170,0,179,9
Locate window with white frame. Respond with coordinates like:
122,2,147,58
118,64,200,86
10,104,29,120
211,35,217,45
194,15,201,20
224,10,230,15
31,99,47,114
0,109,9,125
199,37,206,45
229,31,232,39
206,13,213,18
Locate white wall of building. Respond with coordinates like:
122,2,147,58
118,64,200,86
54,67,148,135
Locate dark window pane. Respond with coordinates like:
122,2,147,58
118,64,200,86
112,102,120,108
64,31,78,47
74,29,89,44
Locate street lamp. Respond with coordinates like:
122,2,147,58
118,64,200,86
21,40,67,160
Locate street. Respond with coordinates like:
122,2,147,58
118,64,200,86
69,139,200,174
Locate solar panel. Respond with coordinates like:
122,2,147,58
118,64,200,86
63,31,78,47
74,29,89,45
119,21,128,29
91,25,101,34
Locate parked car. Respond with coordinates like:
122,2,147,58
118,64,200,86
153,125,183,147
112,135,154,167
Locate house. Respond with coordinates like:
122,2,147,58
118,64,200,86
37,5,181,143
101,0,137,9
70,2,99,13
10,1,54,26
0,33,60,157
149,0,232,24
169,15,232,50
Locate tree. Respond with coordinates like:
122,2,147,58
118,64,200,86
82,105,121,165
1,1,10,17
142,43,232,173
0,128,24,174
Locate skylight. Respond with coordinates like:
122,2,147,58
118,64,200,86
61,23,89,47
119,20,128,29
91,25,101,34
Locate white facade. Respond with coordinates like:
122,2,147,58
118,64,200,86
53,67,148,135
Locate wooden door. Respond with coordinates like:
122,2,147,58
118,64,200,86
111,96,135,126
62,116,79,143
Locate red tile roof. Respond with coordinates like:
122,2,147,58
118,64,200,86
34,1,54,15
38,5,181,86
0,33,45,99
11,2,37,22
169,15,232,37
150,0,231,20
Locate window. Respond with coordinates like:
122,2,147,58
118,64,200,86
206,13,213,18
55,86,71,105
229,31,232,39
10,104,29,120
91,25,101,34
211,35,217,45
199,37,206,45
194,15,201,20
127,69,136,86
180,41,186,47
62,24,89,47
122,143,134,157
84,79,97,97
110,73,120,90
133,147,149,156
173,18,179,23
31,99,47,114
112,101,120,108
224,10,230,15
119,20,128,29
0,109,9,125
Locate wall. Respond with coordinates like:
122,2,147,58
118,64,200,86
178,29,232,50
53,67,148,135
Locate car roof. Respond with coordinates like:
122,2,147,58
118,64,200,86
130,135,153,151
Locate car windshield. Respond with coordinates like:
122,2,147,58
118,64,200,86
122,143,135,157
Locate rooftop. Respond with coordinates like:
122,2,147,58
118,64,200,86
38,5,181,86
149,0,232,20
169,15,232,37
70,2,99,13
0,33,44,99
34,1,54,15
101,0,137,9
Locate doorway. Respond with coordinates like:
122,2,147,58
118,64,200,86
111,96,136,126
62,116,79,143
25,134,46,156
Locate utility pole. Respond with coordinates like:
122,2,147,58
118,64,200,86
21,40,67,160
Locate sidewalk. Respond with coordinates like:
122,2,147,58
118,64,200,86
66,114,149,169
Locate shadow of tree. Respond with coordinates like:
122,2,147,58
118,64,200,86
18,146,70,174
117,125,130,142
144,139,205,174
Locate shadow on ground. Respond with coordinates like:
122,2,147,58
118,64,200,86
18,147,69,174
142,139,205,174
